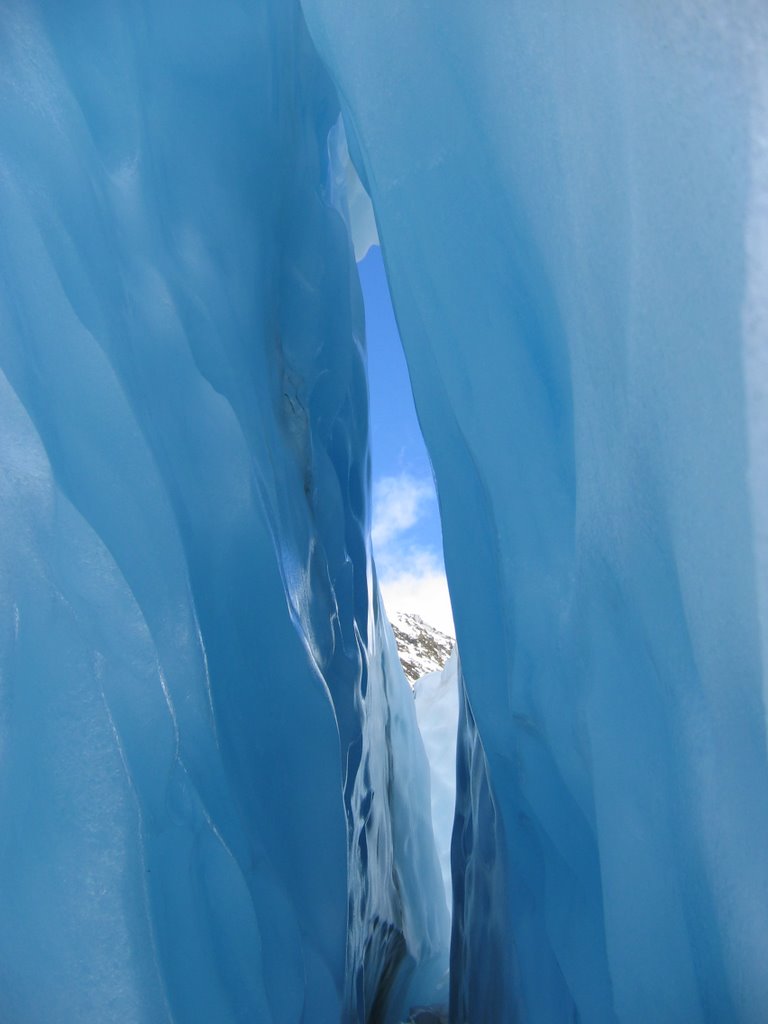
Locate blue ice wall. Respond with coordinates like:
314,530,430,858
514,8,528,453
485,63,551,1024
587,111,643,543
301,3,768,1021
0,3,447,1022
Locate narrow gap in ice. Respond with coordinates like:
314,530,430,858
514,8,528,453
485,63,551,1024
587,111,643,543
361,247,454,641
358,241,459,941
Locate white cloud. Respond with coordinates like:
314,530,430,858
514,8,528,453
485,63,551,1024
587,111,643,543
371,473,455,636
372,474,434,548
377,546,455,637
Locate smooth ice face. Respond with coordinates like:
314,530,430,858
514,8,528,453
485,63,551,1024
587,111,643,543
0,4,446,1022
301,3,768,1021
358,606,451,1017
0,6,349,1019
414,651,459,920
327,116,379,263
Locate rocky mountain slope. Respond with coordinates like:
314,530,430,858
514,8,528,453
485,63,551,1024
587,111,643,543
389,612,454,684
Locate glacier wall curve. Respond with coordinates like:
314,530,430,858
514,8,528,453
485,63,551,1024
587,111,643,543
300,2,768,1021
0,3,447,1022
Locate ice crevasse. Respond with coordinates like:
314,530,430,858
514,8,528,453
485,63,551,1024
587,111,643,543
0,4,446,1023
2,2,768,1024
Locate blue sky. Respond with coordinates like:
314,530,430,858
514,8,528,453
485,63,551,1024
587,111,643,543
358,246,454,635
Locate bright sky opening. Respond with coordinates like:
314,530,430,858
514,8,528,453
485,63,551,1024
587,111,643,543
359,246,455,637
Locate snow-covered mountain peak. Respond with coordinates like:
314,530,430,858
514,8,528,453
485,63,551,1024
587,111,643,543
389,611,454,684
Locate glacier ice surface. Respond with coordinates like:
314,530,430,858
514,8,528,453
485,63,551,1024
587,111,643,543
301,2,768,1021
4,1,768,1023
0,3,446,1022
414,651,459,921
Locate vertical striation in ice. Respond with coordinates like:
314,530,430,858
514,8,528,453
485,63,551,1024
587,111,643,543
301,2,768,1021
0,3,446,1022
414,650,459,921
351,599,450,1020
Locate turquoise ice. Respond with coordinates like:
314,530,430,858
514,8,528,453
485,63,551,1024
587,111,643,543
2,2,768,1022
303,2,768,1020
0,4,445,1022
